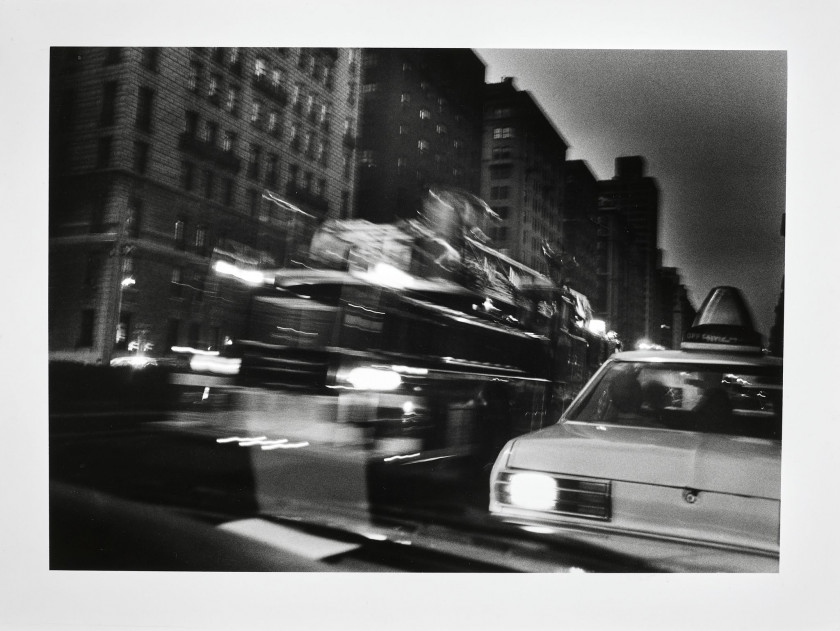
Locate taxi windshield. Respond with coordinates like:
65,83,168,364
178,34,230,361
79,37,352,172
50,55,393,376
565,361,783,441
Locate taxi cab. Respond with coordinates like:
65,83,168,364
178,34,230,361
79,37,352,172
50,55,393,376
488,287,783,570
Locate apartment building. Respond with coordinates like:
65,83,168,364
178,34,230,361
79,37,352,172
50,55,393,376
355,48,485,223
481,77,567,275
49,47,361,364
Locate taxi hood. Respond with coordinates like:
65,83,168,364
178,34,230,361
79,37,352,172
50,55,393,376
505,422,781,500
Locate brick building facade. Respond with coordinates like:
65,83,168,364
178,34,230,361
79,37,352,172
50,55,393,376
49,47,361,364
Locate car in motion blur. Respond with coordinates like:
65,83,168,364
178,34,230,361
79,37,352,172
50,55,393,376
489,287,783,571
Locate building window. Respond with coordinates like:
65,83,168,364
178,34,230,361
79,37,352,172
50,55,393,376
247,143,261,179
266,153,279,188
181,161,195,191
419,108,431,120
271,68,283,87
254,57,267,78
228,47,240,66
222,178,235,205
492,146,510,160
417,139,429,154
96,136,112,168
490,164,512,180
493,126,514,140
133,141,149,174
126,198,142,238
202,169,214,199
78,310,95,348
184,110,199,137
289,124,300,151
315,178,325,197
225,87,238,113
317,141,327,166
250,101,263,125
397,157,407,175
289,164,299,188
400,92,411,105
194,225,207,256
360,150,375,167
342,153,352,179
302,131,313,157
201,120,218,145
174,219,186,250
363,83,377,94
221,129,235,152
100,81,118,126
436,123,447,135
188,62,201,92
171,267,183,297
135,86,154,132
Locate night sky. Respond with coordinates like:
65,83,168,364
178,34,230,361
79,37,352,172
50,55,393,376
476,49,787,338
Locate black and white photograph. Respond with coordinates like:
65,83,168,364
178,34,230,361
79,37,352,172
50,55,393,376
2,0,838,629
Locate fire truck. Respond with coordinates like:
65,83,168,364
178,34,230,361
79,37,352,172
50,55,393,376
186,189,613,474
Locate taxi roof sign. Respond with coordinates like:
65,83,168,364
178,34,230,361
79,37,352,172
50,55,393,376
681,286,763,353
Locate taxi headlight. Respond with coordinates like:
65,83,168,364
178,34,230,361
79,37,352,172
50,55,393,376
507,472,557,510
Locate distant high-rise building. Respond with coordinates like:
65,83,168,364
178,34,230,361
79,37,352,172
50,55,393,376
655,263,695,348
355,49,486,223
49,47,362,364
590,210,643,343
481,77,568,275
563,160,600,306
597,156,660,343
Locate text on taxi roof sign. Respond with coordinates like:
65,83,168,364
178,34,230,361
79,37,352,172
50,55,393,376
681,286,763,353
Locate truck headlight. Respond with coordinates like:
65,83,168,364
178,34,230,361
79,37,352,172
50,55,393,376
345,367,402,391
